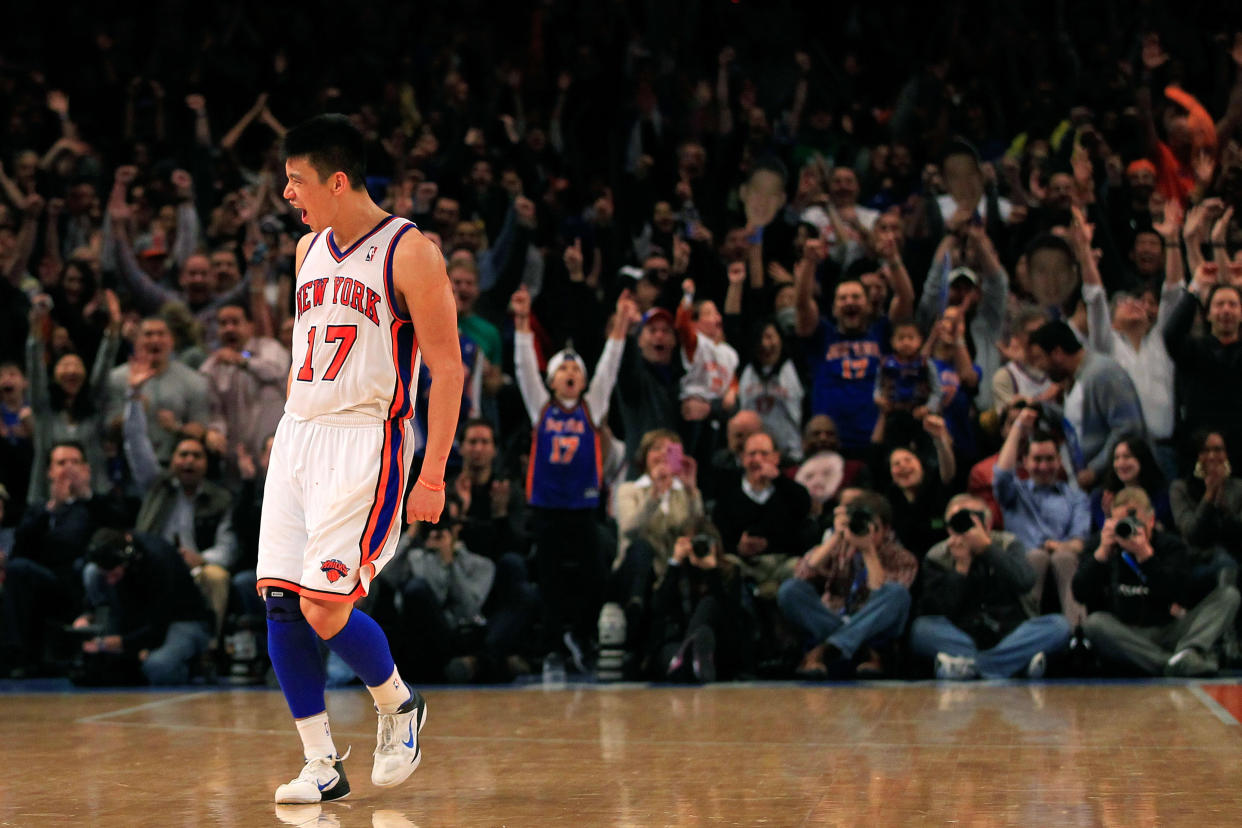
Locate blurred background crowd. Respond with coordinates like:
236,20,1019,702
4,0,1242,687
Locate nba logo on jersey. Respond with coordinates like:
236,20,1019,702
365,245,378,262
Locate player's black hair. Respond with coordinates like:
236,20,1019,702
283,114,367,190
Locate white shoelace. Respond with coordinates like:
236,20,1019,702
376,714,399,755
295,748,350,782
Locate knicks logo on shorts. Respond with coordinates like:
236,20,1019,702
320,559,350,583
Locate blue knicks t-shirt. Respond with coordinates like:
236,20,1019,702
526,400,602,510
804,316,890,450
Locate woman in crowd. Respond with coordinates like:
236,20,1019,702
612,428,704,646
1090,435,1173,530
25,290,122,504
1170,430,1242,600
736,320,804,462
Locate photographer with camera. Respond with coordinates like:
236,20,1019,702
646,517,748,682
1074,487,1240,677
73,528,214,685
911,494,1071,679
778,489,917,678
994,404,1091,625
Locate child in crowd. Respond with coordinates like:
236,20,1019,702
874,321,940,419
511,285,639,674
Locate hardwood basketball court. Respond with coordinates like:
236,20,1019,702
5,679,1241,826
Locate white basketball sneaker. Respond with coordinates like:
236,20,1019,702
372,689,427,787
274,750,351,804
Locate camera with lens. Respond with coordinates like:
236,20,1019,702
1114,515,1142,541
847,505,874,536
948,509,985,535
691,534,715,558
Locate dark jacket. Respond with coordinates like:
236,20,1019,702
1164,290,1242,467
13,494,128,578
135,474,235,566
1072,530,1189,628
711,476,813,560
646,559,748,678
611,340,684,470
111,533,213,654
918,534,1034,649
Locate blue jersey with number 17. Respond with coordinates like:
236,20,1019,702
526,400,602,510
804,316,890,450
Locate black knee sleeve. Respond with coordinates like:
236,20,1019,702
265,589,304,623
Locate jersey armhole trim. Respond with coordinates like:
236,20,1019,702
383,223,417,324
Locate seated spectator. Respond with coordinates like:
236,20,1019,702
378,496,537,684
874,415,956,558
712,430,812,599
125,384,237,641
1074,487,1240,677
1090,435,1173,531
911,494,1072,679
10,441,127,671
106,316,210,465
451,419,528,563
646,517,750,682
736,320,804,462
74,529,214,685
994,407,1091,625
1028,320,1146,492
705,409,761,502
26,292,122,505
778,489,917,678
1169,430,1242,599
968,400,1035,529
612,429,704,642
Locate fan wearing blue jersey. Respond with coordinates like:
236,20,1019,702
511,285,638,673
794,238,901,456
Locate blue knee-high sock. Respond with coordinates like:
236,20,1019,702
266,590,327,719
322,608,397,688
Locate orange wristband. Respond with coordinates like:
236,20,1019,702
418,476,446,492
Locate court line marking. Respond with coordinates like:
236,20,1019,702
75,691,211,723
1189,684,1240,726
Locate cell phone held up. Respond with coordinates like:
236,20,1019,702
665,442,684,476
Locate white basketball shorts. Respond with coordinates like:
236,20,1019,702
257,412,414,601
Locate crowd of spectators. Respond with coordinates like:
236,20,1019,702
4,1,1242,686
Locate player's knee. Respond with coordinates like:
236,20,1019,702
265,588,305,623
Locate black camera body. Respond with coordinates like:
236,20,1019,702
1114,516,1142,541
847,505,874,536
948,509,985,535
691,534,715,558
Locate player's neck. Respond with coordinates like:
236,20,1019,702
329,197,389,250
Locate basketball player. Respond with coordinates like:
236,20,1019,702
259,115,464,804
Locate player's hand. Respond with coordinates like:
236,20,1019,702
407,481,445,524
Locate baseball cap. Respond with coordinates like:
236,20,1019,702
948,266,979,287
639,307,675,332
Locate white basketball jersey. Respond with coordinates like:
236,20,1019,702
285,215,422,422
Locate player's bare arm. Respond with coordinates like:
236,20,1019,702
394,229,464,524
286,231,316,397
